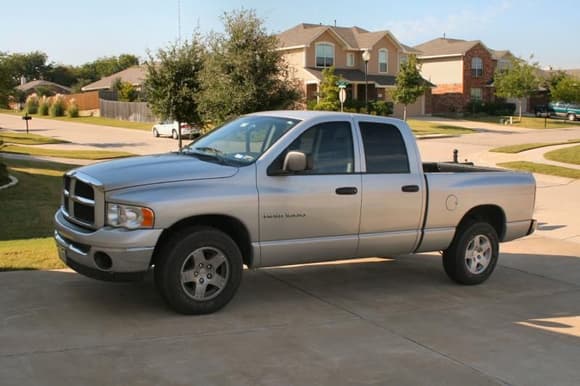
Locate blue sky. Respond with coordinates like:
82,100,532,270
2,0,578,69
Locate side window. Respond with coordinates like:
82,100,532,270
359,122,409,173
270,121,354,174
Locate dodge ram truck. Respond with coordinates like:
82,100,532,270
54,111,537,314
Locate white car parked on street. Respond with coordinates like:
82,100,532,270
152,120,201,139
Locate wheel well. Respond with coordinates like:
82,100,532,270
456,205,506,240
152,215,254,268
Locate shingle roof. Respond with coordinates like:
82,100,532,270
278,23,409,51
413,37,481,57
489,49,512,60
81,66,147,92
16,80,71,94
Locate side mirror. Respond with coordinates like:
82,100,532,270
283,151,307,172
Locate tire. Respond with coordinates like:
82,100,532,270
154,227,243,314
153,128,159,137
567,113,576,122
442,222,499,285
172,130,178,139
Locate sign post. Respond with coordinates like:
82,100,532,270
22,113,32,134
337,80,349,112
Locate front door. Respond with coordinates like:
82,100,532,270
257,121,362,267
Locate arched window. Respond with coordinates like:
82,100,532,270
471,57,483,77
378,49,388,73
315,43,334,68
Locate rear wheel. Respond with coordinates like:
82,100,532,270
443,222,499,285
567,113,576,121
155,227,243,314
172,130,178,139
153,128,159,137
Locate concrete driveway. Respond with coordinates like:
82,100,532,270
1,113,580,385
1,237,579,385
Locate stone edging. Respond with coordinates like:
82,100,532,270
0,175,18,190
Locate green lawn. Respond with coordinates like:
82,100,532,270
0,159,76,271
498,161,580,179
443,114,580,129
544,144,580,165
1,144,135,160
0,108,153,130
0,131,69,145
407,119,475,136
490,139,580,153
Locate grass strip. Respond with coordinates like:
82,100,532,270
544,144,580,165
1,144,135,160
498,161,580,179
0,131,69,145
490,139,580,153
407,119,474,136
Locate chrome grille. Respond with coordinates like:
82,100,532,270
62,173,99,229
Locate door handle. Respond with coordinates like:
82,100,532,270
335,187,358,195
401,185,419,193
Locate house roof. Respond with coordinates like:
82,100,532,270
81,65,147,92
16,80,71,94
277,23,408,52
489,49,513,60
414,37,483,57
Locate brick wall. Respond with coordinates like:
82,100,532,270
432,93,464,113
462,43,495,104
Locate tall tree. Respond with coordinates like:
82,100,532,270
5,51,50,82
390,55,427,121
314,67,341,111
199,9,300,124
550,75,580,103
494,57,540,119
143,35,205,149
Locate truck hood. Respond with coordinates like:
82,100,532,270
71,153,239,191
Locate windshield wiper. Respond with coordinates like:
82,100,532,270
183,146,229,165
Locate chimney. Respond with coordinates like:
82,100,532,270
443,32,446,40
334,19,336,27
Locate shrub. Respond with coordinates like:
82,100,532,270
67,98,79,118
464,100,517,116
38,96,50,116
25,94,39,114
49,94,66,117
372,100,394,116
306,99,317,110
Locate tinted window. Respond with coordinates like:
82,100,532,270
270,121,354,174
359,122,409,173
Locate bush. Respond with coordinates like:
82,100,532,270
464,100,516,116
38,97,50,115
67,98,79,118
49,95,66,117
371,100,394,116
25,94,39,114
306,99,317,110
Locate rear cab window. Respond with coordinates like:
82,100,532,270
358,122,410,173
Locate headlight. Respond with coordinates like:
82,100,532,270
106,203,155,229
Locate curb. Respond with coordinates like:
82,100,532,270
0,175,18,191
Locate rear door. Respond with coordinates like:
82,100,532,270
355,119,425,257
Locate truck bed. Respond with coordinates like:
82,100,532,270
423,162,503,173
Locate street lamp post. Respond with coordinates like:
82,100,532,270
362,50,370,112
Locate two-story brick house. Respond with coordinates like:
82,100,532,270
277,23,431,118
413,37,513,113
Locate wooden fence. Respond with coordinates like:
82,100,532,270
99,99,156,122
63,91,99,110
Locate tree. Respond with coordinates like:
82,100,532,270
144,35,205,149
113,78,139,102
550,75,580,103
390,55,427,121
494,57,540,119
199,9,300,124
313,67,341,111
4,51,50,83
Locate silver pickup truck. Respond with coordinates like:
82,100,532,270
54,111,537,314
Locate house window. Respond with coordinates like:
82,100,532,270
470,88,482,101
379,49,388,73
471,57,483,77
346,53,355,67
498,59,509,71
399,54,408,70
315,43,334,68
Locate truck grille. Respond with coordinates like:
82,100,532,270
62,174,98,229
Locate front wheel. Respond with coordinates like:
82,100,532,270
172,130,178,139
153,128,159,137
155,227,243,314
442,222,499,285
567,113,576,121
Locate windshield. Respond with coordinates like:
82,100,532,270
183,115,300,165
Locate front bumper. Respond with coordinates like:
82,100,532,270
54,209,163,282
